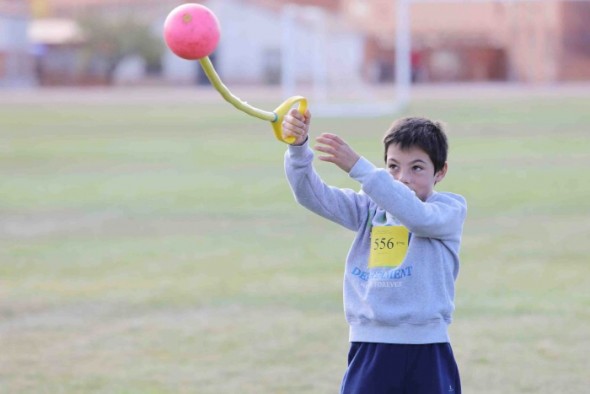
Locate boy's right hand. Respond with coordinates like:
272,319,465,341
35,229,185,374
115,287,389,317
282,108,311,145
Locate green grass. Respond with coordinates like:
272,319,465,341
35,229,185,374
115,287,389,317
1,90,589,393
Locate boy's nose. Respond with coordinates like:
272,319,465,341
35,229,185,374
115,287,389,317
398,171,410,185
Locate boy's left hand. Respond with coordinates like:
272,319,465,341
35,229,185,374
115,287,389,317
315,133,360,173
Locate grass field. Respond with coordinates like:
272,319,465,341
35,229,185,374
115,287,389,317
1,86,589,393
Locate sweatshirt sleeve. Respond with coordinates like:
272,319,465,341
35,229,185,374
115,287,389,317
349,157,467,240
284,141,369,231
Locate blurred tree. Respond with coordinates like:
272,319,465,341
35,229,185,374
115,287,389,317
77,14,163,84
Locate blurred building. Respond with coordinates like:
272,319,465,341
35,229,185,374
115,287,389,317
181,0,363,87
343,0,590,83
0,0,36,87
28,18,85,85
27,0,169,85
23,0,590,86
31,0,364,87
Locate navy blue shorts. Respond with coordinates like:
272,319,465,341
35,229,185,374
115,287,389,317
340,342,461,394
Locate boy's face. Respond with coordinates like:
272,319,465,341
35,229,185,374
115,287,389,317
386,143,447,201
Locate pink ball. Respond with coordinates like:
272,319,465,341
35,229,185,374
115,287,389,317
163,3,221,60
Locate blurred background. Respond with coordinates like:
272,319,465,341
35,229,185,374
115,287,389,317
2,0,590,90
1,1,589,393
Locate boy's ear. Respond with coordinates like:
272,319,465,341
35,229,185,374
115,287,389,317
434,162,448,184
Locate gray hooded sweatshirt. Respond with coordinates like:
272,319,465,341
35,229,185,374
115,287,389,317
285,142,467,344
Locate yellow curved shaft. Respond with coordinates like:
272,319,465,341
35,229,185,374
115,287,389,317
199,57,276,122
198,56,307,144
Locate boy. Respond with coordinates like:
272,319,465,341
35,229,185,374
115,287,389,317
282,109,467,394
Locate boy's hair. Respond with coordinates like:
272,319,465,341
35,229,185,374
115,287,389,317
383,117,448,174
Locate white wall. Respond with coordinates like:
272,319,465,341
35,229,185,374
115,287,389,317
0,15,36,87
160,0,365,88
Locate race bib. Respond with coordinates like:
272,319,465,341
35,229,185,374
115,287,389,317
369,225,409,268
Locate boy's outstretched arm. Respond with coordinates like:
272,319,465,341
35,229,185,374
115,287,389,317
283,113,369,231
282,108,311,145
315,133,360,173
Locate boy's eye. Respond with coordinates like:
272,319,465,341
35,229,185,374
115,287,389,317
388,165,398,170
413,166,423,172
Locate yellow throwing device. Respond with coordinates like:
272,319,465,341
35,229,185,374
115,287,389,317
199,57,307,144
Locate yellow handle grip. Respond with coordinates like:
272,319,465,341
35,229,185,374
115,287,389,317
271,96,308,144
